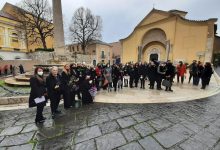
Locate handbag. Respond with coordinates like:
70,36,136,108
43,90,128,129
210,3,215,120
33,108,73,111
89,86,97,97
162,79,171,87
103,79,109,86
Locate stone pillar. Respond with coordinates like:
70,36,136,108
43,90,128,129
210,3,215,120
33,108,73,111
138,46,142,62
165,40,170,61
204,19,217,63
52,0,65,55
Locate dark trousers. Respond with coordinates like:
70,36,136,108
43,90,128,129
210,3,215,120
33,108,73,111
134,78,139,87
113,79,118,91
201,78,208,89
156,78,162,89
149,79,155,89
188,73,193,83
140,78,145,88
193,76,199,85
129,77,134,88
50,94,61,114
63,89,71,108
95,77,102,91
177,75,184,84
36,103,45,121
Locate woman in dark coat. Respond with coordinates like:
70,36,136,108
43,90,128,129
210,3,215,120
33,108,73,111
112,64,120,92
61,64,72,109
29,67,47,124
81,75,93,104
147,61,157,89
201,62,213,89
164,61,176,92
46,66,62,119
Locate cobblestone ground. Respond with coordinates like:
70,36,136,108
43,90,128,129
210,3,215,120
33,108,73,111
1,93,220,150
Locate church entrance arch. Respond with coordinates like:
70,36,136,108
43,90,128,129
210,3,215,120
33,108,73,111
141,28,167,62
142,42,166,62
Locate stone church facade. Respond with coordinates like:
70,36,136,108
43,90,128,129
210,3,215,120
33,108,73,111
121,9,218,64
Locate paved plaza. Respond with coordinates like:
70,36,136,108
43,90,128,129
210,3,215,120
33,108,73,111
1,94,220,150
0,69,220,149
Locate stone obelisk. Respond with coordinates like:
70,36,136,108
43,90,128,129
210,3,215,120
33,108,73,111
52,0,65,55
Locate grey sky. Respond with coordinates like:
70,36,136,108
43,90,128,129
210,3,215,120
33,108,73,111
1,0,220,44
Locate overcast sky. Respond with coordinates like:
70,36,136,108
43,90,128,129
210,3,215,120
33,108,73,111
1,0,220,44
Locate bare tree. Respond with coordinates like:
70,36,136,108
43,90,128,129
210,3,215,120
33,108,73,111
16,0,53,49
69,7,102,54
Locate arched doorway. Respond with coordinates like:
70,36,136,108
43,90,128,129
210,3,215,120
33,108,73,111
141,28,167,62
150,53,158,61
142,42,166,62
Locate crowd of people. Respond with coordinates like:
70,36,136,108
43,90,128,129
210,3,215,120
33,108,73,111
29,60,214,124
0,64,25,76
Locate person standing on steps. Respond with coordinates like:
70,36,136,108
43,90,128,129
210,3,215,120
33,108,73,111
29,67,47,124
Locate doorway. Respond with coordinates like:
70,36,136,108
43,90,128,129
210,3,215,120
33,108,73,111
149,53,158,61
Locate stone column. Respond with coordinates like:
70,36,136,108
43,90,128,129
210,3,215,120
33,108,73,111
138,46,142,62
204,19,217,63
165,40,170,61
52,0,65,55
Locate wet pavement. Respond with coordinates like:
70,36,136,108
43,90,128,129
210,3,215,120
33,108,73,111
1,68,220,150
0,93,220,150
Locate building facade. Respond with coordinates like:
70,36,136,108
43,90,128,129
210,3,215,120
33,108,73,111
0,3,53,60
121,9,218,64
66,40,113,65
109,42,122,64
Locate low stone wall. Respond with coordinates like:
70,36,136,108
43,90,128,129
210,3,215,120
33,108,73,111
0,96,28,105
0,60,38,72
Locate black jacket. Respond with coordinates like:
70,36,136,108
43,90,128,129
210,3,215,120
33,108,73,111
46,74,61,100
29,76,47,107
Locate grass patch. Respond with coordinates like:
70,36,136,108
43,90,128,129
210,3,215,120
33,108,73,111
0,80,5,86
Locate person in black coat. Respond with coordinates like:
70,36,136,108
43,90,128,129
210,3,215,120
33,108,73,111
164,61,176,92
128,64,135,88
81,75,93,104
61,64,72,109
46,66,62,119
139,62,148,89
29,67,47,124
134,63,140,88
156,62,166,90
112,64,120,92
201,62,213,89
147,61,157,89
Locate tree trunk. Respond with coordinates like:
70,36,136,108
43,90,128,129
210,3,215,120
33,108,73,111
41,35,47,49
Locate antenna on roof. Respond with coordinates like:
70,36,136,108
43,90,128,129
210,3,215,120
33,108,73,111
153,3,155,9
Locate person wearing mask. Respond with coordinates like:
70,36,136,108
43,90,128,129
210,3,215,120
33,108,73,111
61,64,72,109
201,62,213,89
176,61,186,84
46,66,62,119
29,67,47,124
